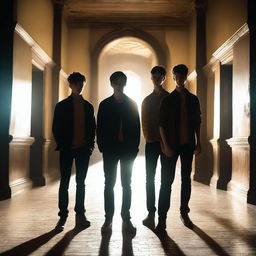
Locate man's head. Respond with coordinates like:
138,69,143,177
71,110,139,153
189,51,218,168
151,66,166,87
67,72,86,95
172,64,188,88
110,71,127,90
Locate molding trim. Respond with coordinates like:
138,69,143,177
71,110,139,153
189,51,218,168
10,177,27,188
15,23,54,70
10,137,35,146
213,23,249,64
204,23,249,76
226,137,249,149
187,70,197,81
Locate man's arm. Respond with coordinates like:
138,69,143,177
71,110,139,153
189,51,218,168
96,102,104,152
194,97,202,155
141,100,148,141
159,126,174,157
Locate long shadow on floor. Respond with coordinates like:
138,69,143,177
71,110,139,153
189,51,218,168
1,229,58,256
202,210,256,249
155,231,186,256
99,231,112,256
191,224,231,256
44,226,86,256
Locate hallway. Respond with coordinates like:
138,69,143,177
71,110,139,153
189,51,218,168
1,157,256,256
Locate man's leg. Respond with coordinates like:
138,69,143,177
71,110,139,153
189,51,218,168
103,153,118,220
74,147,90,214
156,153,177,231
145,142,160,213
55,149,73,231
179,144,194,227
58,149,73,218
120,154,136,233
179,144,194,215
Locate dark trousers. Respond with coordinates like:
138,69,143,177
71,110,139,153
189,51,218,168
58,147,90,218
103,151,136,221
145,142,163,213
158,144,194,220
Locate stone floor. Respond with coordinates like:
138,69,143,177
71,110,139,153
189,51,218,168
0,157,256,256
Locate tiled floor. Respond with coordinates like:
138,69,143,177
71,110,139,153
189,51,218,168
0,157,256,256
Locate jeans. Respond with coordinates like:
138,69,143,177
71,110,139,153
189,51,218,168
103,151,136,221
145,142,163,213
58,146,90,217
158,143,194,220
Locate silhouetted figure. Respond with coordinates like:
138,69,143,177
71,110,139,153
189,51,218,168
52,72,96,231
97,71,140,234
141,66,169,229
155,64,201,232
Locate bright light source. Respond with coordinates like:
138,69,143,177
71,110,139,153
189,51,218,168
124,70,142,112
9,79,32,137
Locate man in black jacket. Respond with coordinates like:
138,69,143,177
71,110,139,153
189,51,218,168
52,72,96,231
97,71,140,234
155,64,201,232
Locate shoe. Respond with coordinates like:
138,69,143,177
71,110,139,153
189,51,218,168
101,218,112,233
180,214,193,228
142,212,155,229
154,219,166,233
122,220,136,234
55,217,67,232
75,214,90,228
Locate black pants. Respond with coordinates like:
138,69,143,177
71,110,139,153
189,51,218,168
158,144,194,220
103,151,136,221
58,147,90,218
145,142,164,213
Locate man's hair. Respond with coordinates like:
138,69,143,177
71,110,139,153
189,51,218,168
67,72,86,83
151,66,166,76
172,64,188,76
110,71,127,86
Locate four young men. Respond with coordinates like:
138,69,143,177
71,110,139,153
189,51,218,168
52,64,201,234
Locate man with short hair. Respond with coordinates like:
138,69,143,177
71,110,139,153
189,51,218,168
97,71,140,234
141,66,169,228
52,72,96,231
155,64,201,232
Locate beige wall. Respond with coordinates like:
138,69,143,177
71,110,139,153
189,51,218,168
206,0,247,61
188,12,196,73
61,16,69,73
17,0,53,58
67,28,91,100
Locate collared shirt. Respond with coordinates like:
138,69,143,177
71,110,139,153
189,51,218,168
179,92,189,144
142,89,169,142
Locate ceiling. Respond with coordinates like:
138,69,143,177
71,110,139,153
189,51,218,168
60,0,195,28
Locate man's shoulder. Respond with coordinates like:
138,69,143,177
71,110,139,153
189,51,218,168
56,96,71,107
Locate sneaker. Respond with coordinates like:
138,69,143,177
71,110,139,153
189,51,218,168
180,214,193,228
75,214,90,228
101,218,112,233
55,217,67,232
142,212,155,229
154,219,166,233
122,220,136,234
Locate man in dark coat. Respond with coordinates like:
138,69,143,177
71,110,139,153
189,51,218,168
97,71,140,234
155,64,201,232
52,72,95,231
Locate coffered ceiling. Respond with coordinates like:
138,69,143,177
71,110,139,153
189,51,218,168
59,0,195,28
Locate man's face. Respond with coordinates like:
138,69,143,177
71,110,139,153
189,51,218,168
173,72,187,88
69,81,84,95
151,72,165,87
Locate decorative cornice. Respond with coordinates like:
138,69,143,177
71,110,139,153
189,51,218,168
15,23,54,69
10,137,35,146
212,23,249,64
203,57,219,77
226,137,249,149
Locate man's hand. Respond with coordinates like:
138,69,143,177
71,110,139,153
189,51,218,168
194,143,201,155
161,143,174,157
